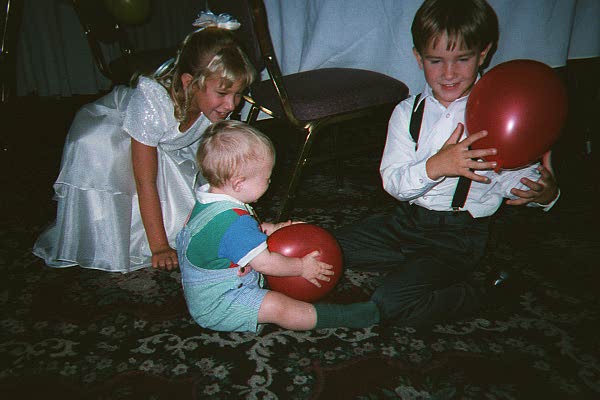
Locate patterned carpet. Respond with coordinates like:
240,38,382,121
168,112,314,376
1,98,599,399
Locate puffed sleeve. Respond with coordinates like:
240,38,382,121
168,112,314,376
122,77,175,147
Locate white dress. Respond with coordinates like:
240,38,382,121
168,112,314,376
33,77,211,272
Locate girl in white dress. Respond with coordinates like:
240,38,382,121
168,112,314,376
33,13,256,273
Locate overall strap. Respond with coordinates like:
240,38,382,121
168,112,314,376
408,93,471,211
187,201,245,236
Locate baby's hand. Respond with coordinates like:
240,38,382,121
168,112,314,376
300,250,334,287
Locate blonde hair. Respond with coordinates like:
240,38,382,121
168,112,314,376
154,27,256,125
198,120,275,187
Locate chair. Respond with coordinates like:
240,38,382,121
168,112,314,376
212,0,409,221
71,0,176,85
1,0,24,102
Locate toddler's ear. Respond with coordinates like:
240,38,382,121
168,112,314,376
231,176,246,192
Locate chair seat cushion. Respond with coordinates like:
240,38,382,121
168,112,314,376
250,68,409,121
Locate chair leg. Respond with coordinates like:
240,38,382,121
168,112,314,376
277,125,318,222
246,104,260,124
1,0,24,103
332,124,344,188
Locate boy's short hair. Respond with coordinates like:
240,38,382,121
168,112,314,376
197,120,275,187
412,0,499,64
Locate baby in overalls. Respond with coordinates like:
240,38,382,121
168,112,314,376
177,120,380,332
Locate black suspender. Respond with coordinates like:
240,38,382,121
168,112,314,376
451,175,472,210
409,93,425,146
408,94,471,211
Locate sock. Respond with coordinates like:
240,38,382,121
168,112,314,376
313,301,380,329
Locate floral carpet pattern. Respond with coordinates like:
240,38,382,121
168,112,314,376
1,104,599,399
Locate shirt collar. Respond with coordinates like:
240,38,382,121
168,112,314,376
195,183,246,206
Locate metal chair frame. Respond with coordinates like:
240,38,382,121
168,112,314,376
242,0,408,220
1,0,23,102
71,0,174,86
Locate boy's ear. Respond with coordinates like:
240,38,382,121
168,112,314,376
478,43,493,67
412,47,424,70
181,73,194,90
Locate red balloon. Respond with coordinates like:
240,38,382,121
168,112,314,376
266,224,343,303
466,59,567,170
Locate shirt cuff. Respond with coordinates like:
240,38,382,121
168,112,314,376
418,159,443,184
534,188,561,211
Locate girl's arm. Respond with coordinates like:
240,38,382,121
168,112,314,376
131,138,178,270
249,249,334,287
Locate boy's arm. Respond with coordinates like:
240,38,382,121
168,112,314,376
380,102,439,201
260,220,294,235
380,104,496,201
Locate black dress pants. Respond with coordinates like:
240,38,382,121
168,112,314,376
334,202,491,328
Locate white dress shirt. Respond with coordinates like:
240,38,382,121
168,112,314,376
380,83,555,218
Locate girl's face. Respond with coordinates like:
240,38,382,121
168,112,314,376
184,75,245,122
413,34,490,108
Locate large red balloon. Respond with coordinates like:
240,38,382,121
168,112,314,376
466,59,567,170
266,224,343,303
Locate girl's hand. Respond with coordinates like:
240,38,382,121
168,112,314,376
300,250,334,287
152,246,179,271
426,123,497,182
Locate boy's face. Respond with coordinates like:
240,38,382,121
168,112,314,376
413,34,491,107
235,155,274,204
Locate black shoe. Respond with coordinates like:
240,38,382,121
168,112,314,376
484,270,516,306
491,270,511,288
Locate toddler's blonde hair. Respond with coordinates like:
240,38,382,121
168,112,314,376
198,120,275,187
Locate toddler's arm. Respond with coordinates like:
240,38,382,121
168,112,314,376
249,249,334,287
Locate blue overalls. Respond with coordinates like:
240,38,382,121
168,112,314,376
176,201,268,333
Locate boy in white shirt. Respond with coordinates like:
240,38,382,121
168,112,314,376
335,0,559,328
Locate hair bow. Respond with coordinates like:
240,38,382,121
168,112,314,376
192,11,241,31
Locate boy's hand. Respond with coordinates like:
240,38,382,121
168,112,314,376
261,220,302,235
506,151,559,206
300,250,334,287
426,123,497,182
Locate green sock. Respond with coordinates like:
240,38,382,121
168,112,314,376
313,301,380,329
